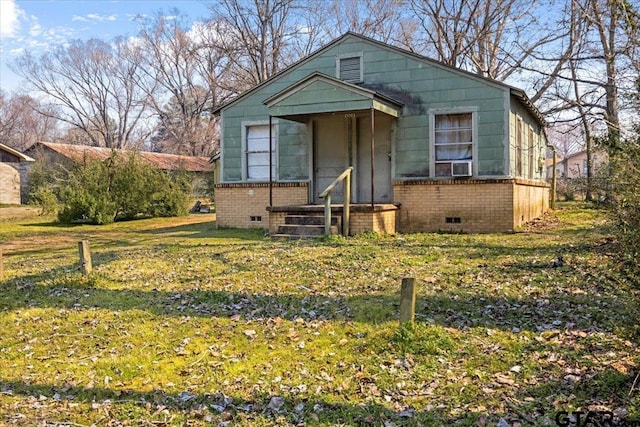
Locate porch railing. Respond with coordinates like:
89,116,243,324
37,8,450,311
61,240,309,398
319,167,353,236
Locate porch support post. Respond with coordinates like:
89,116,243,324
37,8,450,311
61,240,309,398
370,107,375,209
324,193,331,236
269,115,273,207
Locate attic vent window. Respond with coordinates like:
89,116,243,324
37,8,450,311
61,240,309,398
337,54,363,83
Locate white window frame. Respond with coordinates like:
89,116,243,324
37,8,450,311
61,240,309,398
242,120,278,181
336,52,364,83
429,107,478,178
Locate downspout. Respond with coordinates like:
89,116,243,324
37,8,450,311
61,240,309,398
269,115,273,207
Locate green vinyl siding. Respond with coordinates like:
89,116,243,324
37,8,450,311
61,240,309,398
509,96,546,180
395,115,429,177
220,34,542,183
278,122,309,180
276,80,368,106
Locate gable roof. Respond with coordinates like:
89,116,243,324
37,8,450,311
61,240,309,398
214,32,546,127
0,143,35,162
263,72,403,121
30,142,213,172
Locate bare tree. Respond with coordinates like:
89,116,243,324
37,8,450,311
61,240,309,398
135,12,230,156
408,0,567,85
205,0,314,90
409,0,480,68
537,0,639,200
12,37,154,149
547,124,586,158
324,0,416,48
0,91,59,151
579,0,639,145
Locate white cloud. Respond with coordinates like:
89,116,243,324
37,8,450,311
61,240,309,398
127,13,147,21
72,15,89,22
29,22,42,37
86,13,118,22
0,0,24,38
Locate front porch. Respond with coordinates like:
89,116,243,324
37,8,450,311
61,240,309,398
267,204,399,237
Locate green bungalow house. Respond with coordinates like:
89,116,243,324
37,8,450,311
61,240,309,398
213,32,549,236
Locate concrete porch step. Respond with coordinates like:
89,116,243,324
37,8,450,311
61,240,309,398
276,223,339,236
284,215,339,226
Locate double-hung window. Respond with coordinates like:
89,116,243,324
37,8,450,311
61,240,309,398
433,112,474,177
245,124,276,181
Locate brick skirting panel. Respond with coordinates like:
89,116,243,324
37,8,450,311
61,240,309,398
216,179,549,233
215,182,308,229
393,179,549,233
350,207,397,235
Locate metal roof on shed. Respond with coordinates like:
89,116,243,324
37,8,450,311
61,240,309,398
32,142,213,172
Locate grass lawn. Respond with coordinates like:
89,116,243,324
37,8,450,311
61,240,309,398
0,204,638,426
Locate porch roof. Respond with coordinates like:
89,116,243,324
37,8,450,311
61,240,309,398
263,72,403,122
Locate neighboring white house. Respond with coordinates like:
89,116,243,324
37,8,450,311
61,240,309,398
0,143,35,205
546,149,608,179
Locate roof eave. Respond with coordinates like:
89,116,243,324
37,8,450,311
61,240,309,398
510,88,546,128
0,142,36,162
263,71,403,109
212,33,357,116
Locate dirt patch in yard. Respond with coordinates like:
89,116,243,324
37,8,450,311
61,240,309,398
0,205,41,222
522,210,561,232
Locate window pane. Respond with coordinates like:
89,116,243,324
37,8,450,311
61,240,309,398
247,125,272,151
435,163,452,177
248,165,270,180
435,144,472,161
247,136,270,151
435,113,472,130
435,129,472,144
247,152,270,167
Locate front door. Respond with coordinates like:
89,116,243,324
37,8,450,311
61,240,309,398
356,113,393,203
313,116,349,203
312,113,393,204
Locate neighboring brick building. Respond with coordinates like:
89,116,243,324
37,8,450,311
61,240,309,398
214,32,549,234
0,143,34,205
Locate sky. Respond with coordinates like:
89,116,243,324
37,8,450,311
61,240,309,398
0,0,212,93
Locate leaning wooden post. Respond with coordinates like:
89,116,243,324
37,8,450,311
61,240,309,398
78,240,92,274
399,278,416,325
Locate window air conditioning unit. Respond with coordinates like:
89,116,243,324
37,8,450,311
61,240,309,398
451,161,472,177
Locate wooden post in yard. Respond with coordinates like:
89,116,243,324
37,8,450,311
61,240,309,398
78,241,92,274
399,278,416,325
